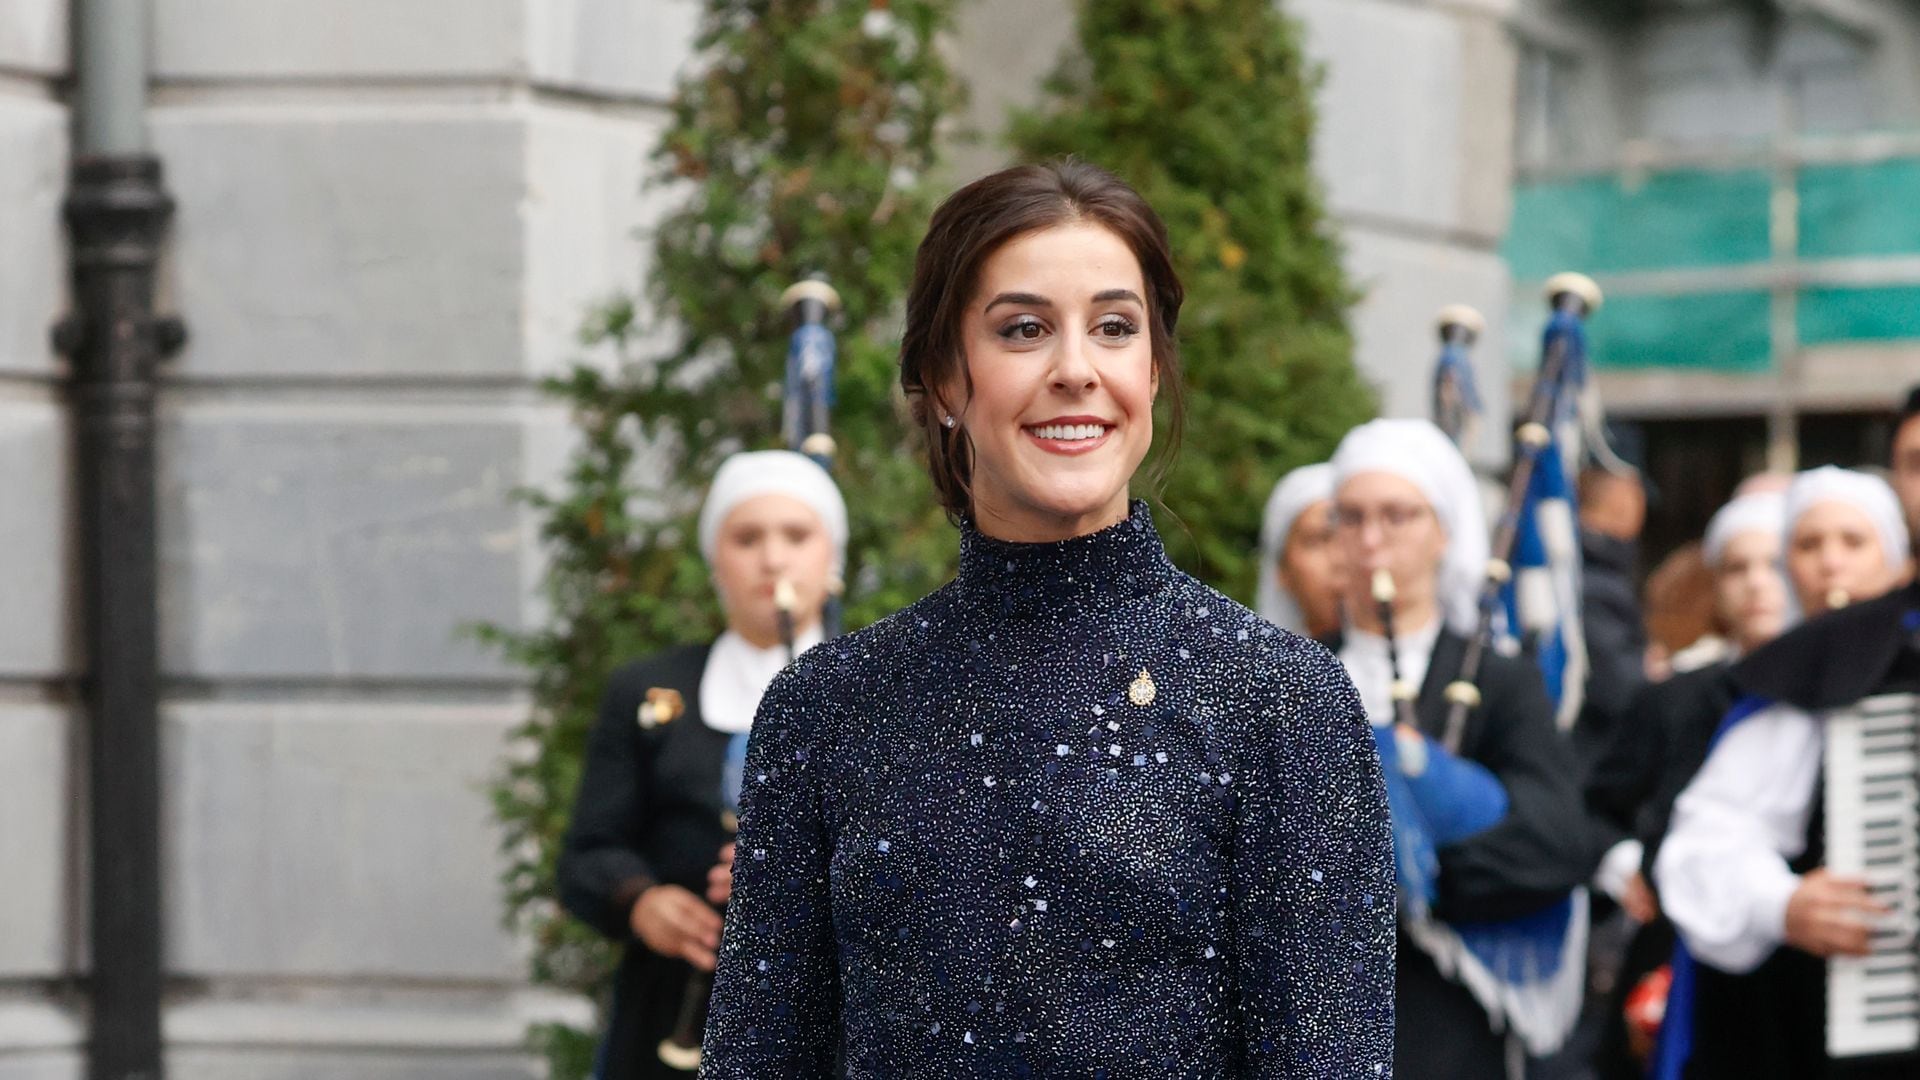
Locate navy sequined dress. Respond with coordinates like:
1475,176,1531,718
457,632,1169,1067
701,503,1395,1078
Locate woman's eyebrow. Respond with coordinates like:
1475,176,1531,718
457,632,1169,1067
983,288,1144,312
984,291,1050,312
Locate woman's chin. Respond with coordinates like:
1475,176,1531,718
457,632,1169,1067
1026,491,1130,527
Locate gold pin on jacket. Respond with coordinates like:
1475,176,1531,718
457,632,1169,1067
1128,669,1157,707
637,687,685,729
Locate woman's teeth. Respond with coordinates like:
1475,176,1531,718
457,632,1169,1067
1028,423,1107,441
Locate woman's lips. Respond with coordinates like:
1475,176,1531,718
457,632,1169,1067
1022,422,1114,456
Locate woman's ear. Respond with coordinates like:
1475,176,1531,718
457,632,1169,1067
932,365,970,429
931,393,959,429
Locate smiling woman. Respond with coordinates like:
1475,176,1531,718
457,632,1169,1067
899,160,1185,540
699,161,1396,1078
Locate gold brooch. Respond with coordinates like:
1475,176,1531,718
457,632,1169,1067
637,687,684,729
1128,669,1157,707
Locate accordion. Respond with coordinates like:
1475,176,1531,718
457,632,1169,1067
1823,692,1920,1062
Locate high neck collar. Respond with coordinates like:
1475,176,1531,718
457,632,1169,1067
955,500,1178,621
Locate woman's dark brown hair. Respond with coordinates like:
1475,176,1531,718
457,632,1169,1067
900,159,1186,521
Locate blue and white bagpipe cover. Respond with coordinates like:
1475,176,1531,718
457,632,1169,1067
1502,437,1587,733
1433,330,1485,446
1498,306,1591,733
1376,723,1590,1056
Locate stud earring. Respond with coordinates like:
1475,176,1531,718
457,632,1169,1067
942,414,957,429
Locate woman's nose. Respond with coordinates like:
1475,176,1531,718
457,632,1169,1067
1050,335,1097,390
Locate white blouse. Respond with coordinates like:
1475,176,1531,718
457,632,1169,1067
699,625,825,735
1338,618,1441,729
1653,702,1823,973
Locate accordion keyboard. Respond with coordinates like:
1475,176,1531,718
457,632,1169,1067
1824,693,1920,1060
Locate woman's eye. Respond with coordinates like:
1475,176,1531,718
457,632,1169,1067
998,317,1047,342
1094,316,1140,339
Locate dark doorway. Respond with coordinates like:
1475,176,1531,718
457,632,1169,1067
1624,409,1896,574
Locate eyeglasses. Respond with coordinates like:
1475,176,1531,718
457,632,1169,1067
1332,502,1432,535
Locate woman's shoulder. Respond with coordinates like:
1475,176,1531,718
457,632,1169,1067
797,589,949,672
1171,576,1358,713
763,588,955,715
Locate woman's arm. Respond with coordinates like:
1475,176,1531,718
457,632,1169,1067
699,663,839,1077
1232,648,1396,1077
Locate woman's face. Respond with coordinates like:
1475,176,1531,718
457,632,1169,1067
1713,529,1786,652
1786,501,1894,616
948,222,1157,542
711,494,835,648
1334,472,1449,628
1278,500,1346,637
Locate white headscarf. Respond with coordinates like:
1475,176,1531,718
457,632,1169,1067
1331,418,1488,636
696,450,847,734
1702,491,1785,570
1257,463,1336,632
1783,466,1908,574
697,450,848,572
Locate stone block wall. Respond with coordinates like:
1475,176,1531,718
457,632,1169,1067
0,3,82,1079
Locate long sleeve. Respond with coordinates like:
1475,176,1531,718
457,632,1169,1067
1232,656,1395,1077
1653,702,1820,974
700,663,838,1078
1433,658,1599,923
557,666,659,940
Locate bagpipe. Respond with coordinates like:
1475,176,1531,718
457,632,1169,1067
1369,567,1509,919
656,277,845,1072
779,276,845,637
1440,273,1605,750
1378,275,1612,1056
1431,304,1487,449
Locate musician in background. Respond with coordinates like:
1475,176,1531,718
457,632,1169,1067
557,450,845,1079
1327,418,1595,1077
1588,491,1790,900
1653,467,1911,1079
1779,467,1909,622
1257,462,1346,637
1583,490,1787,1078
